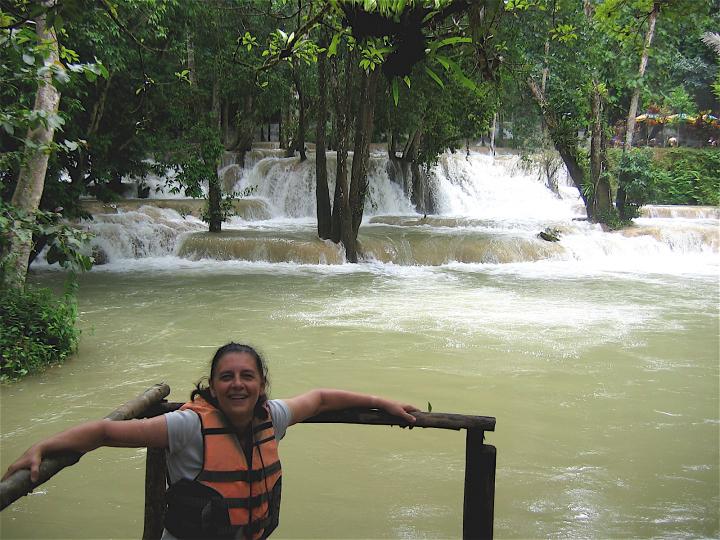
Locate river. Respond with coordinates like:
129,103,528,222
1,150,718,538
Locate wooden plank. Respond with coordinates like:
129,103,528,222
304,408,496,431
142,447,167,540
463,429,496,540
0,383,170,511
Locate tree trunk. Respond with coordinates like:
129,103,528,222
291,62,307,161
279,93,289,150
211,77,221,132
331,51,353,245
619,1,659,218
346,68,381,262
527,77,590,212
7,12,62,288
207,175,222,232
186,30,196,86
623,2,659,151
222,100,230,146
489,113,497,156
315,48,331,239
207,72,223,232
589,83,611,220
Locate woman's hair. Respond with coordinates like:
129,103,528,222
191,342,271,420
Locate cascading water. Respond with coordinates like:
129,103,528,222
230,151,414,218
429,150,584,220
64,147,719,271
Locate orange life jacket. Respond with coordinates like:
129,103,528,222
168,396,282,539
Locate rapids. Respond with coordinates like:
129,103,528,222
2,149,718,538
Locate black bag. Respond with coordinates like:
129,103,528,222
165,479,235,539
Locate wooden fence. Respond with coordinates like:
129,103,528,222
0,384,496,539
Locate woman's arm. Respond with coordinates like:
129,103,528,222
284,389,419,426
2,415,168,483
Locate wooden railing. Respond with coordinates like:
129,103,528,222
0,384,497,539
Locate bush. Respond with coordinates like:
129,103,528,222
616,149,655,219
653,149,720,206
0,285,80,381
608,148,720,207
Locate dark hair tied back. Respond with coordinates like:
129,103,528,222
191,342,270,420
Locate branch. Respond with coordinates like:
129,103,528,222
95,0,164,52
256,2,333,74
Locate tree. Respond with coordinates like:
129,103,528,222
5,8,63,287
616,1,660,220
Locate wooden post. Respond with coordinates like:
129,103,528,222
463,429,496,540
142,448,167,540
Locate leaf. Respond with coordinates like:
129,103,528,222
427,402,432,412
328,32,342,58
435,54,450,71
402,76,410,88
422,10,438,23
22,53,34,65
432,36,472,50
424,66,444,88
392,77,399,107
97,61,109,79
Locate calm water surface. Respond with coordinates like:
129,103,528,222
1,261,718,539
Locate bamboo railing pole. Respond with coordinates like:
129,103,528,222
0,383,170,511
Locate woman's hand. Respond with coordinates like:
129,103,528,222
2,444,44,483
376,398,420,424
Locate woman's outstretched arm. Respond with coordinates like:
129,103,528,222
2,415,168,483
284,389,419,426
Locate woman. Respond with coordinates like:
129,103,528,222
3,342,418,539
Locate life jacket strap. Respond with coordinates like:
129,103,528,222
197,460,281,483
224,490,272,509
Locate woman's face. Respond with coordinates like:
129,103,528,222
209,351,265,426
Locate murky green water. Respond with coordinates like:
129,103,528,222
1,263,718,538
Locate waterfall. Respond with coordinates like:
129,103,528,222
79,206,205,262
231,151,414,218
429,151,583,220
60,147,718,271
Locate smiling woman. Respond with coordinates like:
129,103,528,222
2,342,419,540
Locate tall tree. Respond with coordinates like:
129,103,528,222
7,8,62,287
623,1,660,150
616,1,660,219
315,44,331,239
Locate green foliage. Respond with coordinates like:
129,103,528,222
652,149,720,205
663,86,697,116
616,149,655,218
0,284,80,381
0,200,94,280
595,207,627,231
608,148,720,207
0,7,107,176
